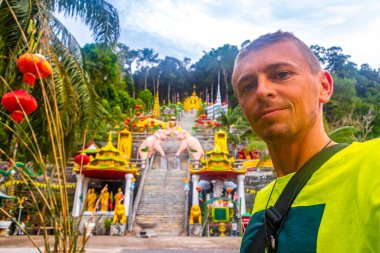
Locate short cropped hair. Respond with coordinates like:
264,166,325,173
236,30,321,74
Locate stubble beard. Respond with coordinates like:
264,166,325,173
252,111,317,145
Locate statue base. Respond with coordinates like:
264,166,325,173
110,223,126,236
160,157,167,169
189,224,202,236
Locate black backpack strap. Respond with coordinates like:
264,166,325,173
249,143,349,253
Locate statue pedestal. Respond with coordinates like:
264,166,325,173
0,221,12,236
173,156,181,170
110,223,126,236
189,224,202,236
160,157,167,169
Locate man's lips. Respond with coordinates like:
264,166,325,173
257,108,286,120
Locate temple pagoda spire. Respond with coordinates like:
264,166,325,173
152,91,160,118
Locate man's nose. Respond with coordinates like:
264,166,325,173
256,76,275,99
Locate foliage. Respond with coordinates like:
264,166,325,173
137,89,154,111
0,0,120,159
311,45,379,138
0,0,119,251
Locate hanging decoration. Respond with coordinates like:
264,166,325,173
1,89,37,123
17,53,52,87
74,153,90,167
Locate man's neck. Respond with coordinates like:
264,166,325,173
267,133,333,177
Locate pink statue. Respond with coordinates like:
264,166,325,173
175,130,204,162
166,116,179,135
137,129,169,168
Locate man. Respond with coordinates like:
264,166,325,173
232,31,380,252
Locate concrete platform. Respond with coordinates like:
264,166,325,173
0,235,241,253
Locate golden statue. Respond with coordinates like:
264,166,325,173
218,222,226,236
114,187,124,205
112,202,127,224
86,188,97,212
189,205,202,224
17,196,26,208
100,185,109,212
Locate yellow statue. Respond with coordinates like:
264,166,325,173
218,222,226,236
17,196,26,208
86,188,97,212
100,185,109,212
112,202,126,224
114,187,124,205
189,205,202,224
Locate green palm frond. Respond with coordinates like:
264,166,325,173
49,14,83,63
328,126,359,143
48,0,120,45
0,0,33,92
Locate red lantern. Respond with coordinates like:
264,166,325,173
74,153,90,167
135,104,141,110
196,185,202,192
1,89,37,123
150,121,155,126
199,114,207,119
124,117,131,124
215,122,221,127
136,112,141,116
17,53,52,87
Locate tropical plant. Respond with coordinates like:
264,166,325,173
0,0,120,158
0,0,120,252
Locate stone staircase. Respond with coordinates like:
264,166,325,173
134,152,188,236
132,113,217,236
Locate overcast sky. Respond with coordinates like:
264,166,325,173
60,0,380,69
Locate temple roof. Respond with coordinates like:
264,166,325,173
190,130,246,180
74,132,138,180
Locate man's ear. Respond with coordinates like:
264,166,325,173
319,70,333,104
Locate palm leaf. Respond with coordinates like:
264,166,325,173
328,126,359,143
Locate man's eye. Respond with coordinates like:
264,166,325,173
241,83,255,94
275,71,291,80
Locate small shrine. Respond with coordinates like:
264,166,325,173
72,129,139,228
188,130,247,237
131,115,167,133
183,85,203,111
190,130,246,180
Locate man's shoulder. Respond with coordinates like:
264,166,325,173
351,137,378,149
251,180,277,214
331,138,379,160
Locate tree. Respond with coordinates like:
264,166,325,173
135,48,159,90
137,89,154,112
0,0,120,158
191,44,238,107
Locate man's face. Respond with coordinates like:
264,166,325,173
232,40,323,143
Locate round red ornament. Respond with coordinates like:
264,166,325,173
74,153,90,166
17,53,52,87
1,89,37,123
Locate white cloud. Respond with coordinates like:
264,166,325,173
59,0,380,68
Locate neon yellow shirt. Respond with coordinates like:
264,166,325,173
241,138,380,253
